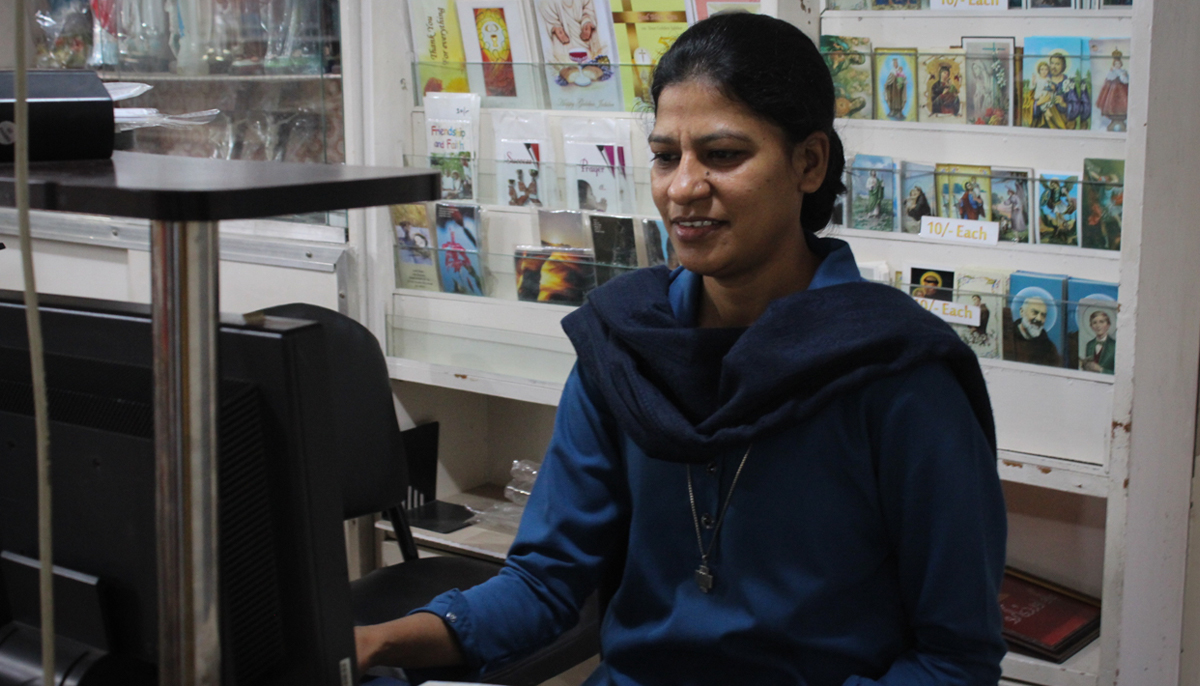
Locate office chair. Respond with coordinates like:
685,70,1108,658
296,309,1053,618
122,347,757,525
257,303,600,686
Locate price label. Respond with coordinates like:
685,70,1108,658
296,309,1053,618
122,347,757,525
929,0,1005,9
919,215,1001,246
913,297,982,326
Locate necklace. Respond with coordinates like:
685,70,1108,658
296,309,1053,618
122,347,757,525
686,444,752,593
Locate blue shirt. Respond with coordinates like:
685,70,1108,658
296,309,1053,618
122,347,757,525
418,241,1007,685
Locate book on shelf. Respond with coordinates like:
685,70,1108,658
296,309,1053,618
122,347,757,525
434,202,486,296
1005,271,1068,368
392,203,441,292
1066,277,1118,374
1000,567,1101,663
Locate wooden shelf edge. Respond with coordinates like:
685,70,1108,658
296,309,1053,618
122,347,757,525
997,450,1109,497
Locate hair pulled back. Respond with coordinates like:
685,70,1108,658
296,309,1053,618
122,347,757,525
651,13,846,234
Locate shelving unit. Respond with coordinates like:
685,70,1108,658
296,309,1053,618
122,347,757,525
345,2,1200,685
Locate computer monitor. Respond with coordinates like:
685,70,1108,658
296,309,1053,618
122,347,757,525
0,290,356,685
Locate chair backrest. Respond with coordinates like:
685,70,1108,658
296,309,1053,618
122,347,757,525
257,303,409,520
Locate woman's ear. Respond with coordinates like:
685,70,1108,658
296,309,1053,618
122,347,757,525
793,131,830,194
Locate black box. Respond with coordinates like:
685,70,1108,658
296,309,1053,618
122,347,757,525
0,70,114,162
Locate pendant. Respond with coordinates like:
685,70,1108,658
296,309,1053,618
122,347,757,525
695,564,714,593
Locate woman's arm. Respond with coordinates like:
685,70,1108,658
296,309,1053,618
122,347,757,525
356,612,463,672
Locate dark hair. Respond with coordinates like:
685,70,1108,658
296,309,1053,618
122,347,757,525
651,13,846,234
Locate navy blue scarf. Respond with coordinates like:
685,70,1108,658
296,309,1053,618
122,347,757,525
561,267,996,464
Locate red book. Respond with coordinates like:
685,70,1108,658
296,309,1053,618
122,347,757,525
1000,569,1101,663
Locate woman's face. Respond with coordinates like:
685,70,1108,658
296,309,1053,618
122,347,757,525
648,79,826,280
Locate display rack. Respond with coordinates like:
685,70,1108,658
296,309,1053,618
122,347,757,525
342,2,1200,685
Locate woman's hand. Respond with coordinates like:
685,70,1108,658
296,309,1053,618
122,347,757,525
354,613,467,673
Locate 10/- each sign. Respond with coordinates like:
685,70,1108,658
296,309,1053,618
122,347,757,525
929,0,1003,9
913,296,982,327
919,215,1001,246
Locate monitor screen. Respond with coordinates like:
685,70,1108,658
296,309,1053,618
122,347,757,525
0,291,356,686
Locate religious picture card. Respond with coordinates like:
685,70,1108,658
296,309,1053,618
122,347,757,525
589,214,638,285
1067,277,1118,375
963,38,1014,126
874,49,918,122
908,265,956,303
1090,38,1130,132
514,245,597,305
917,48,966,125
641,217,679,268
953,269,1010,359
535,0,623,111
1005,271,1068,368
391,203,440,292
434,202,486,296
563,118,633,214
425,92,482,201
991,167,1033,243
408,0,471,96
870,0,920,9
611,0,690,113
824,0,867,8
821,36,873,120
935,164,991,222
1080,158,1125,251
689,0,775,22
456,0,539,107
1035,171,1080,246
537,208,590,248
900,161,936,234
1029,0,1076,7
493,110,555,207
849,154,897,232
1022,36,1091,130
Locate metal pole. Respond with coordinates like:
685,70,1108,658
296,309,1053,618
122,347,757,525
151,220,221,686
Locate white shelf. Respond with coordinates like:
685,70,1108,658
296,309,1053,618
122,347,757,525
387,356,565,406
998,450,1108,498
821,9,1132,46
1002,639,1100,686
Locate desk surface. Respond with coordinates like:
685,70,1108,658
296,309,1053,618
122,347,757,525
0,152,439,221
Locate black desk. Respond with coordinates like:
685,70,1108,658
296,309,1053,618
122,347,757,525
0,151,439,686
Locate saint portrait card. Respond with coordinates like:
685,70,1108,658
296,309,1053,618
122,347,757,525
408,0,471,96
907,265,956,303
456,0,539,107
434,202,486,296
1080,158,1125,251
953,269,1010,359
642,217,679,268
991,167,1033,243
391,203,440,292
589,213,639,285
917,48,966,125
1035,170,1080,246
824,0,868,8
934,164,991,222
535,0,623,111
1067,277,1119,374
871,0,920,9
1028,0,1076,7
1005,271,1068,368
899,161,936,234
821,36,873,120
962,37,1015,126
850,154,897,232
1022,36,1091,130
1090,38,1130,132
873,48,918,122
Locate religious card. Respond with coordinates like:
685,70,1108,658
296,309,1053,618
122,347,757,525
1100,0,1132,6
824,0,868,8
1080,158,1124,251
514,245,596,305
611,0,690,113
1022,36,1091,130
565,141,627,213
821,36,873,120
408,0,471,96
917,48,966,125
991,167,1033,243
953,269,1010,359
1035,171,1080,246
874,49,918,122
456,0,538,107
871,0,921,9
589,214,638,285
537,208,590,248
850,154,897,232
391,203,440,292
935,164,992,222
494,110,554,206
1067,277,1118,374
535,0,623,111
1029,0,1075,6
900,161,936,234
908,266,955,303
963,38,1015,126
1090,38,1130,132
425,92,482,201
434,203,486,296
642,217,679,268
1006,271,1068,368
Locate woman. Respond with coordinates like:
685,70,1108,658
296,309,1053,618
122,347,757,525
357,14,1006,685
